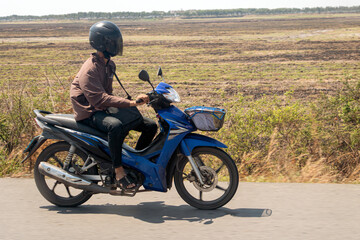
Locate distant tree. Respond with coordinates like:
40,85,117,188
1,6,360,21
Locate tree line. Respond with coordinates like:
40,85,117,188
1,6,360,21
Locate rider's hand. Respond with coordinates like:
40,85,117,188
136,94,149,104
130,94,149,106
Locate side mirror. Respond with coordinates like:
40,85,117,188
138,70,150,82
138,69,155,90
157,67,163,77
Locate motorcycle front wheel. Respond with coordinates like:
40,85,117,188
34,141,96,207
174,147,239,210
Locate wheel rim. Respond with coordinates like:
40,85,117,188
40,149,90,200
179,150,233,203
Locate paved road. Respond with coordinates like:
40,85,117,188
0,178,359,240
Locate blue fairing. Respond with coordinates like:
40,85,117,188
155,82,173,94
158,105,195,130
151,106,195,190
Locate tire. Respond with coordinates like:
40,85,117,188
34,141,96,207
174,147,239,210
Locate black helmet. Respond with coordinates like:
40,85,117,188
89,21,123,58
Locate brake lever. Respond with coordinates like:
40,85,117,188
147,99,157,105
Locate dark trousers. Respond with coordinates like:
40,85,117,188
81,110,157,168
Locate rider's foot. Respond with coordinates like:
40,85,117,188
115,166,136,189
117,175,137,190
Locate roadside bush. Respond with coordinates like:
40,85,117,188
311,80,360,181
216,80,360,182
0,77,70,176
217,93,314,181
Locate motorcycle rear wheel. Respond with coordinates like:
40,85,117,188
174,147,239,210
34,141,96,207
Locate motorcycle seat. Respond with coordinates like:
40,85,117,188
45,114,147,154
43,113,165,158
45,114,108,139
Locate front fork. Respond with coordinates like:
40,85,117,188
180,141,204,185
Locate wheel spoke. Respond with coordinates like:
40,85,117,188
215,163,225,173
182,172,188,180
216,185,227,191
199,191,203,201
65,186,73,198
51,181,59,192
51,155,63,168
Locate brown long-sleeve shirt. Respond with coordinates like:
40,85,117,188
70,53,131,121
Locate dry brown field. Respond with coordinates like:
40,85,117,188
1,16,360,104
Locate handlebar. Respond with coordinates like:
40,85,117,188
136,91,159,105
146,91,171,110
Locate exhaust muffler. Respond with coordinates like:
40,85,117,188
38,162,110,194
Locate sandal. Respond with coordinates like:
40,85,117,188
116,173,137,190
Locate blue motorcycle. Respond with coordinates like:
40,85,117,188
23,68,239,210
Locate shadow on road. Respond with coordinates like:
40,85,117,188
41,201,272,224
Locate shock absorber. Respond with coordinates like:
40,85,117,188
63,145,76,170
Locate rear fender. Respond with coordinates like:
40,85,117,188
21,135,47,163
21,122,72,164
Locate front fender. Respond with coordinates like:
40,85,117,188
182,133,227,154
165,133,227,189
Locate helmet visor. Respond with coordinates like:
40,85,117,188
105,36,123,57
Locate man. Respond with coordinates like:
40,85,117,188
70,21,157,189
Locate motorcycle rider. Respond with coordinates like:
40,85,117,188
70,21,157,190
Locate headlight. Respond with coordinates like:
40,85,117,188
163,88,181,103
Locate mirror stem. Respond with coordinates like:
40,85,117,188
149,81,155,91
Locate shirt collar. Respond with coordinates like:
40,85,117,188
91,52,106,65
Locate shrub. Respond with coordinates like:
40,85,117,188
216,81,360,182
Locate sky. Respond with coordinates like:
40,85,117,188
1,0,359,17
